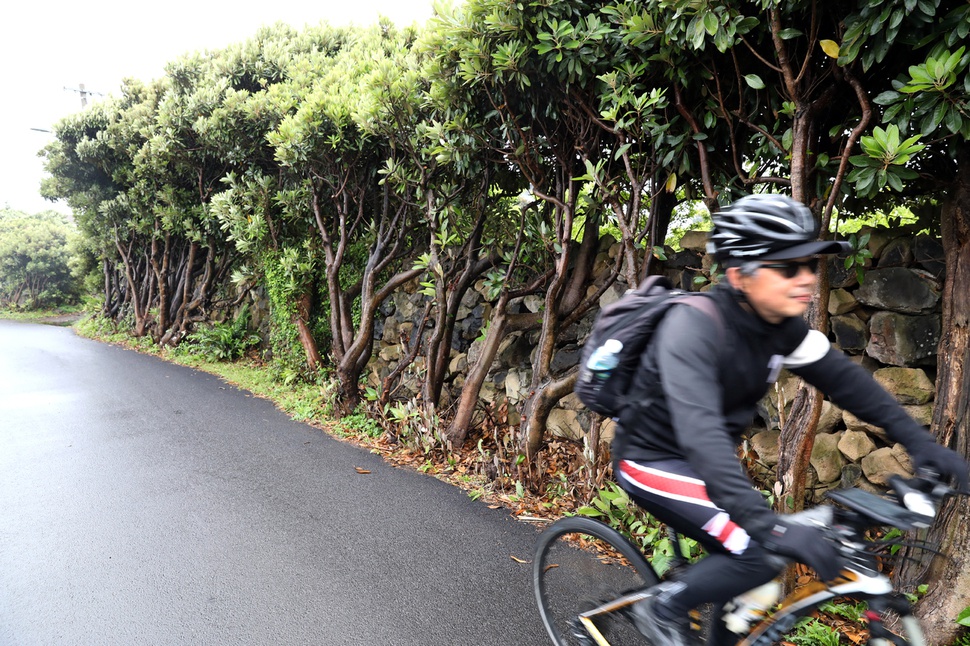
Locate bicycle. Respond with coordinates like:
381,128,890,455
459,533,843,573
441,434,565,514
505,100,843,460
534,473,957,645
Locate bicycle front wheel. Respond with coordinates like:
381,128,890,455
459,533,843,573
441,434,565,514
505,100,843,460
534,516,659,646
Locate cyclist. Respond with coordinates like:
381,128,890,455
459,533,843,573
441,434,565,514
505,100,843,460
611,194,968,645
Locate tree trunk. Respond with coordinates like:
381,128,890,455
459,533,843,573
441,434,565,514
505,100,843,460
150,229,171,343
773,97,834,520
447,296,509,448
773,254,832,594
774,251,833,514
518,188,601,460
294,291,321,371
522,373,578,459
896,150,970,645
102,259,113,316
336,266,423,413
115,234,148,337
642,187,676,279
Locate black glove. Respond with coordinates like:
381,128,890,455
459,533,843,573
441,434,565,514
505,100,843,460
908,441,969,491
761,520,844,581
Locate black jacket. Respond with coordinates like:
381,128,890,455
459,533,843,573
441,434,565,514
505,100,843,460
613,282,932,540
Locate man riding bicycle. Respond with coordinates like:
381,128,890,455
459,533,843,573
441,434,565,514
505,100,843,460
611,194,968,645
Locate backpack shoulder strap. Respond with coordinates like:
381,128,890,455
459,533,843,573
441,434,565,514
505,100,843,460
675,293,724,344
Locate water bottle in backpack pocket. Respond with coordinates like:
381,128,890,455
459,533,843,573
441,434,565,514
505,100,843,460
584,338,624,383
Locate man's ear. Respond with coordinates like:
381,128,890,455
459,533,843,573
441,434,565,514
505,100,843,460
726,266,745,290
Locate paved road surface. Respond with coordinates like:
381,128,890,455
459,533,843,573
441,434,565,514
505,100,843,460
0,320,551,645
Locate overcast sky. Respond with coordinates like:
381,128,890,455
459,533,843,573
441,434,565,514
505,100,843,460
1,0,438,216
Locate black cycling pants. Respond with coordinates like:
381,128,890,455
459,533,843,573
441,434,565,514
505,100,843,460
615,458,780,615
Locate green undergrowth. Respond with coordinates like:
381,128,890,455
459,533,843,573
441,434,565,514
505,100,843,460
0,304,84,322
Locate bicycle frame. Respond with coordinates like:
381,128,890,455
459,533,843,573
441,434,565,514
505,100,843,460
579,569,893,646
537,475,947,646
570,565,898,645
738,568,894,645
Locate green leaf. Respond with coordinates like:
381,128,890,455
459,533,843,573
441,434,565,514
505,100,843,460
782,128,794,151
886,171,904,192
956,606,970,627
743,74,765,89
703,12,719,36
691,18,707,49
873,91,900,105
945,109,964,135
576,506,603,517
736,16,759,34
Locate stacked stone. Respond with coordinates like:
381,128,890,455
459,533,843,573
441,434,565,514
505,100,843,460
363,225,946,492
748,228,944,499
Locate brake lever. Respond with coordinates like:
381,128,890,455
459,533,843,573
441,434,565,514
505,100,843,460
889,475,940,521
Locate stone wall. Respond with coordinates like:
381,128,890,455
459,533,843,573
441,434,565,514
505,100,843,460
367,225,945,496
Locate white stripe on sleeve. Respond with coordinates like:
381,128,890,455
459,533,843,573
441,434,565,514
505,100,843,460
782,329,830,368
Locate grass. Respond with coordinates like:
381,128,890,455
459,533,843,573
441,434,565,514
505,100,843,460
0,304,84,323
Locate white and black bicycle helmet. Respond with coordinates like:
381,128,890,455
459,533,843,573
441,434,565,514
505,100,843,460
707,194,849,263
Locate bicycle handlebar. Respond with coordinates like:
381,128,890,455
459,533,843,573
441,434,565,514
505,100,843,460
762,471,957,573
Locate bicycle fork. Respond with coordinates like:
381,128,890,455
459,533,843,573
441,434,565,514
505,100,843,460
865,596,916,645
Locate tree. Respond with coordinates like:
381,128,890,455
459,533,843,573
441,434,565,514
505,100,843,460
428,0,685,456
0,209,78,308
41,97,138,322
358,34,511,411
191,24,352,368
837,3,970,640
267,22,429,409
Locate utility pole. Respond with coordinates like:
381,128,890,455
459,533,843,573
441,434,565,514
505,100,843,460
63,83,104,108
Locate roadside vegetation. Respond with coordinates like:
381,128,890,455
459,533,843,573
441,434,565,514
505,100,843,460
0,208,82,312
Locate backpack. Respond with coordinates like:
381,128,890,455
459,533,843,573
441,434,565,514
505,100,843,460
575,275,722,418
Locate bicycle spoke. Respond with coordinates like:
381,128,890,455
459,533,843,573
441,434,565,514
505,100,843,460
535,518,658,646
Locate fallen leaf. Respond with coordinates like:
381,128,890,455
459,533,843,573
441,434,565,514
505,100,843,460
354,467,371,474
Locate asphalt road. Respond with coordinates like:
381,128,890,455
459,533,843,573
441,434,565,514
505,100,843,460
0,320,551,646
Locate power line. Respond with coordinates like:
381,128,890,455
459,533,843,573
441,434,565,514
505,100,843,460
63,83,105,108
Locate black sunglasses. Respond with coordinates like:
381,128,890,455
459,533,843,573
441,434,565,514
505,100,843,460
759,257,819,278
